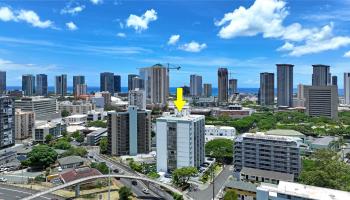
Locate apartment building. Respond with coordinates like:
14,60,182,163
0,96,15,148
15,109,35,140
59,100,96,115
15,97,59,120
234,133,302,178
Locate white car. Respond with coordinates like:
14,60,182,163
0,177,7,182
142,188,150,194
57,167,62,172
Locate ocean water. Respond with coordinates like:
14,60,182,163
6,86,345,96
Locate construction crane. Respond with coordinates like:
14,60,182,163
137,63,181,72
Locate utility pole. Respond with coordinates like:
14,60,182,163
108,166,111,200
212,165,215,200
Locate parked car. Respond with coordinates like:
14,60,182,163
57,167,62,172
113,169,119,173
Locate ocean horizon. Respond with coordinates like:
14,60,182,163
6,86,346,96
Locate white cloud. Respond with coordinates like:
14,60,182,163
0,6,53,29
344,51,350,58
126,9,157,32
277,42,294,51
167,34,180,45
90,0,103,5
116,32,126,37
66,22,78,31
0,58,58,73
179,41,207,53
0,7,15,21
215,0,350,56
61,5,85,15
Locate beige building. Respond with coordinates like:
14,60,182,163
59,100,95,115
15,109,35,140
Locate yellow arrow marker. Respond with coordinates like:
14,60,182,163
174,87,186,112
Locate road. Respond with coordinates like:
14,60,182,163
188,165,233,200
0,184,63,200
90,151,172,199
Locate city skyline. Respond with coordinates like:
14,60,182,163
1,0,350,88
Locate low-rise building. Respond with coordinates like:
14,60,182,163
308,136,338,151
240,167,294,184
0,151,17,166
87,110,102,121
58,156,85,169
65,114,87,125
265,129,306,143
59,101,95,115
34,120,65,142
257,181,350,200
212,107,254,119
225,180,257,200
205,125,236,142
59,167,102,183
86,128,107,146
91,96,105,108
15,109,35,140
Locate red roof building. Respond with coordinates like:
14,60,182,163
59,166,102,183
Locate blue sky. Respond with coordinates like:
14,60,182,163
1,0,350,88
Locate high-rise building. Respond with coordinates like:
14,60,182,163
182,85,190,96
128,89,146,110
218,68,228,102
156,114,205,173
128,74,138,91
73,75,85,96
0,96,15,148
55,74,67,96
277,64,293,107
22,74,35,96
95,91,111,106
190,74,202,96
344,73,350,105
139,64,169,105
76,84,87,97
108,106,151,156
234,133,302,178
15,109,35,140
132,76,144,90
259,72,274,106
203,83,212,97
312,64,331,86
229,79,238,95
15,97,59,120
297,84,304,99
304,85,338,119
332,75,338,86
100,72,115,93
0,71,6,94
114,75,121,93
36,74,48,96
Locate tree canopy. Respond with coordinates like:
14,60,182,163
23,145,58,169
172,166,198,186
224,189,238,200
91,162,109,174
87,120,107,128
205,138,234,164
119,186,132,200
299,149,350,191
99,137,108,154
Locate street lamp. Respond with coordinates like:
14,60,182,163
108,164,113,200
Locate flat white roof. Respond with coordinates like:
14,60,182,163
157,114,205,122
258,181,350,200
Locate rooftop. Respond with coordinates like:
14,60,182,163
237,133,303,144
58,156,85,166
266,129,305,137
157,113,205,122
205,125,235,130
59,167,101,183
311,136,338,146
225,180,257,193
87,128,107,137
258,181,350,200
241,167,294,182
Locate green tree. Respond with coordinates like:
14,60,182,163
172,167,198,186
119,186,132,200
61,110,70,117
205,139,234,164
328,136,346,151
91,162,109,174
99,137,108,154
54,139,72,150
224,189,238,200
299,149,350,191
45,134,53,144
76,134,85,143
71,131,80,139
87,120,107,128
62,147,88,157
25,145,58,169
172,193,184,200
